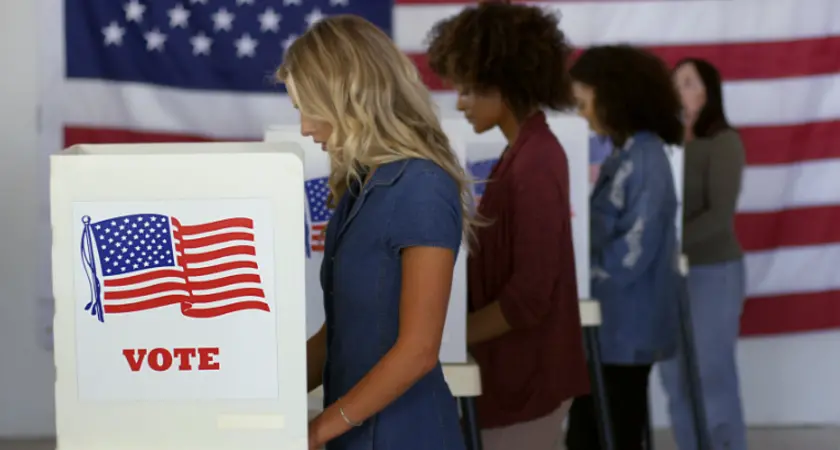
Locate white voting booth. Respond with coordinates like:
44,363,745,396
264,126,470,363
51,142,309,450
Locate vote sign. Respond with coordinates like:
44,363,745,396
73,199,280,401
122,347,220,372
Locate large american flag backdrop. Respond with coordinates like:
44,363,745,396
40,0,840,336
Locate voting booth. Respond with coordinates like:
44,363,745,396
51,142,309,450
264,127,471,364
443,114,591,298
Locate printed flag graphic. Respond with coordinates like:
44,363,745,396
467,159,497,203
589,134,615,185
305,177,330,256
468,156,576,218
79,213,270,322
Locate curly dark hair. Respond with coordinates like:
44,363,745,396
570,45,683,146
425,2,574,118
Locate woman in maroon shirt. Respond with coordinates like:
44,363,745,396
426,3,590,448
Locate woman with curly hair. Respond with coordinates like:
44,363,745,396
279,14,475,450
565,45,684,450
426,3,589,449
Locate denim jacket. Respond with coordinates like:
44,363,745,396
590,132,681,365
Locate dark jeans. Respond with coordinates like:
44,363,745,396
566,364,653,450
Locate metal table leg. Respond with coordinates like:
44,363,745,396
459,397,483,450
583,326,616,450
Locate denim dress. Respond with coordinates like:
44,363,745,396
319,158,467,450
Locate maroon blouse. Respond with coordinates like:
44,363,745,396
468,112,590,429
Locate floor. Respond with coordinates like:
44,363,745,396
1,427,838,450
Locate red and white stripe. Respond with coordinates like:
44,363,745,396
310,223,327,252
102,217,270,318
43,0,840,334
103,266,188,313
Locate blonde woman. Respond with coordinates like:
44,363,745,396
277,15,473,450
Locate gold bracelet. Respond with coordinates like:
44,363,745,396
339,405,363,427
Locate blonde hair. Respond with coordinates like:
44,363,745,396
277,15,480,246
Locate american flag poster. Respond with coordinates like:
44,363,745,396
40,0,840,344
72,200,279,401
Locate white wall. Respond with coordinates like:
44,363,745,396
0,0,57,437
0,0,838,438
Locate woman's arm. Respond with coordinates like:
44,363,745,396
592,151,674,288
308,247,454,446
683,133,745,247
307,324,327,393
467,301,511,346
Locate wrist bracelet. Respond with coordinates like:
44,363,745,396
339,405,363,427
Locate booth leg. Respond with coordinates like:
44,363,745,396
459,397,483,450
583,327,616,450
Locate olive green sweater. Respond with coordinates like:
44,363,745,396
682,129,746,266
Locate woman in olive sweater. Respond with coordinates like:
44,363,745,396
659,58,748,450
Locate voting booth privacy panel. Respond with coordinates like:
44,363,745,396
51,143,308,450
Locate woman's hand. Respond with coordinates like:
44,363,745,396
308,416,324,450
302,246,454,446
307,408,353,450
307,325,328,393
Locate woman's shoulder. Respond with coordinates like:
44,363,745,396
382,158,463,250
689,128,744,152
375,158,448,183
622,133,674,183
399,158,455,183
400,157,449,175
625,132,669,163
512,128,568,176
711,128,745,153
520,126,566,156
390,158,459,199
